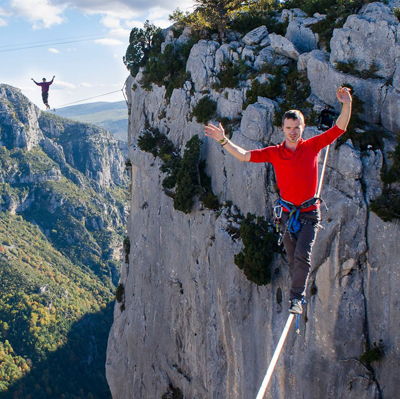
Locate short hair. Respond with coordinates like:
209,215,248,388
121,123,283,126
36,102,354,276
282,110,305,126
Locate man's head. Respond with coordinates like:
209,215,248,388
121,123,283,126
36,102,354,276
281,110,305,147
42,78,46,82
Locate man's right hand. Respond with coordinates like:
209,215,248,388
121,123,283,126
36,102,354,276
204,123,226,143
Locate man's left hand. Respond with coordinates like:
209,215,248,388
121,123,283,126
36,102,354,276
337,86,352,104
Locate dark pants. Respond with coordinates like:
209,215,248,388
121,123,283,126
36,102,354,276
279,209,320,301
42,92,49,105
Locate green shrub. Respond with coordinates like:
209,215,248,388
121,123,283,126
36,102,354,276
115,283,125,303
174,136,203,213
162,383,183,399
138,131,219,214
370,189,400,222
245,73,280,107
395,7,400,22
138,128,182,189
360,339,384,365
123,21,163,77
199,161,220,211
273,65,315,125
229,7,287,36
170,1,248,39
335,59,380,80
370,139,400,222
214,59,241,89
382,141,400,184
192,96,217,124
123,236,130,263
140,41,194,98
234,213,279,286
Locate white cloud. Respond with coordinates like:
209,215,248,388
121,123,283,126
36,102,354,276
54,80,76,89
108,27,131,38
8,0,195,31
80,82,94,87
124,19,146,29
60,0,192,15
11,0,66,29
101,15,121,28
150,18,172,29
48,48,59,53
95,38,123,46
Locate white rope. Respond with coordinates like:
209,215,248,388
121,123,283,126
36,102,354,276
256,314,295,399
316,145,330,198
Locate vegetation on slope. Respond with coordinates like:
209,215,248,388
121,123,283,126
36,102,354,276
0,212,114,398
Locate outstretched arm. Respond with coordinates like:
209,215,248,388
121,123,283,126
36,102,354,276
335,87,352,131
204,123,251,162
49,76,55,84
31,78,39,85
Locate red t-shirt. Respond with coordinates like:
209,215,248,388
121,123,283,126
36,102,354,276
249,125,345,211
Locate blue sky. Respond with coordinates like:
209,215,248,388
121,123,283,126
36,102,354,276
0,0,195,110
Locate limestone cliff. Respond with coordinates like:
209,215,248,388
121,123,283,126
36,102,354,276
107,3,400,398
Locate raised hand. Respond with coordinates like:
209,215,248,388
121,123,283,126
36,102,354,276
204,122,226,143
337,86,352,104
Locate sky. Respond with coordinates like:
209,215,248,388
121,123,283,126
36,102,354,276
0,0,195,110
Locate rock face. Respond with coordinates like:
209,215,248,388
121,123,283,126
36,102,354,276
106,4,400,399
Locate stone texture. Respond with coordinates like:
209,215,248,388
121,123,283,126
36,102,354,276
330,3,400,80
186,40,220,91
106,9,400,398
305,50,386,124
242,26,269,46
285,19,319,53
269,33,300,60
240,97,276,143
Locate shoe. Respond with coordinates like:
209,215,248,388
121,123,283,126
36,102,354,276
289,299,303,314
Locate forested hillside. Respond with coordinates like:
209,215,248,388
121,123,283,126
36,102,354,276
0,84,128,398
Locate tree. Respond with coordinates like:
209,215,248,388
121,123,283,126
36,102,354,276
170,0,247,38
123,21,163,77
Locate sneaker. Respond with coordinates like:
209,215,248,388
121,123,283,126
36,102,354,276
289,299,303,314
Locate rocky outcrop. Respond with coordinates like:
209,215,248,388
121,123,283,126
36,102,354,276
0,85,43,150
107,4,400,399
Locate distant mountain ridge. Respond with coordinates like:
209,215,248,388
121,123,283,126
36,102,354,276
53,100,128,142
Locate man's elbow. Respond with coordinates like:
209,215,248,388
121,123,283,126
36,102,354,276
239,152,251,162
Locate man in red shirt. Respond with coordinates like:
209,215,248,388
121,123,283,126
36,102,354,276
204,87,352,314
32,76,55,110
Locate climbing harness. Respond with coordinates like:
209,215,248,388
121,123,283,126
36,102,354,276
274,196,322,245
256,145,331,399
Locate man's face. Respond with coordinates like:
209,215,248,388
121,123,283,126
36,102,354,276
42,78,46,82
282,118,304,145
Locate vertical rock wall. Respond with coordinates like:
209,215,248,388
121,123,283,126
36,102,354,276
107,4,400,398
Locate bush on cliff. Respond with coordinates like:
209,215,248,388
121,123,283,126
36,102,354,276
138,131,220,213
234,213,279,286
123,21,163,77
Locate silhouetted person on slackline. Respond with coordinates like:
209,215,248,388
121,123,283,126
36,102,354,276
32,76,55,110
